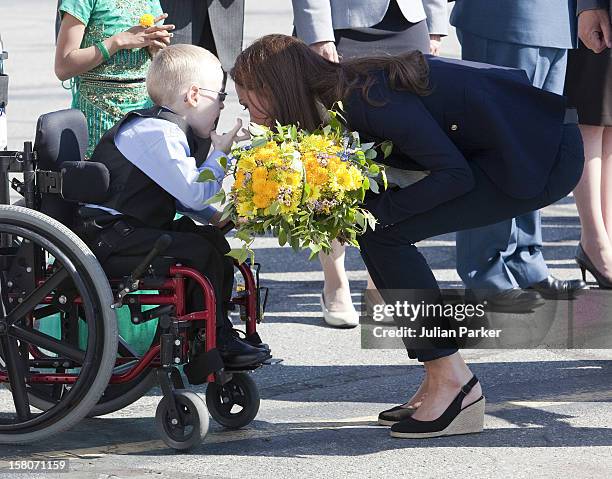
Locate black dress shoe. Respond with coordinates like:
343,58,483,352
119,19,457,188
527,275,587,300
390,376,485,439
378,404,417,426
480,289,545,313
218,335,270,368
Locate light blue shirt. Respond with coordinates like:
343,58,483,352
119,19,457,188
86,115,227,223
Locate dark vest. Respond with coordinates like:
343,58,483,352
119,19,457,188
90,105,206,229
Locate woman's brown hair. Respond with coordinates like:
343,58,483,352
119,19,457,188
230,34,430,132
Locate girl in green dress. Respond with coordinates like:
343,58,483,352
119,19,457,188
55,0,174,157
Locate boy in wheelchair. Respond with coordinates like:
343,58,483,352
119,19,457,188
75,44,270,368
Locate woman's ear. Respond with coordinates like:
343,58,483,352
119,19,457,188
184,84,200,107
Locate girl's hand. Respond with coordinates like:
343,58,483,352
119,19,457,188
114,13,174,51
146,14,175,55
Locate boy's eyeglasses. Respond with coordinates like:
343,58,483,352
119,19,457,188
198,88,228,102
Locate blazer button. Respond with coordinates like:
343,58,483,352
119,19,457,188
450,123,459,131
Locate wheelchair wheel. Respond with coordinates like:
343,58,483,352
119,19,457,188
155,390,209,451
205,373,260,429
0,205,118,444
23,325,159,417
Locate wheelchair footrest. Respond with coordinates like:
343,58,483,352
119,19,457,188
184,348,224,385
224,357,283,373
262,358,283,366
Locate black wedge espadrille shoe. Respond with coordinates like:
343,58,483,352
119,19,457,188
378,405,418,426
390,376,485,439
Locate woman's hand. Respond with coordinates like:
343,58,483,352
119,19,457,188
429,35,442,56
211,119,250,154
310,41,340,63
114,14,174,52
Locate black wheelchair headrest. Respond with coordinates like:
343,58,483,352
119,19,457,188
34,109,88,170
61,161,110,204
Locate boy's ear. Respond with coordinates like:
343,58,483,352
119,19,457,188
185,84,200,107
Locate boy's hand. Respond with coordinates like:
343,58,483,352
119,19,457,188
210,119,250,154
209,210,233,229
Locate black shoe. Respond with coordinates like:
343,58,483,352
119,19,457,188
390,376,485,439
527,275,587,299
378,404,417,426
575,243,612,289
218,335,270,368
232,329,271,352
481,289,545,313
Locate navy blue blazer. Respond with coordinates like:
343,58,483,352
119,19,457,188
344,55,567,228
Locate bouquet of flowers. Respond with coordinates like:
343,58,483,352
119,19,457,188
202,107,391,263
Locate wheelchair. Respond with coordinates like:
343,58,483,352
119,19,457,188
0,108,274,450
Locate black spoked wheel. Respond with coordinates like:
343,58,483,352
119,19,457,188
205,373,260,429
24,330,159,418
0,205,118,444
155,390,209,451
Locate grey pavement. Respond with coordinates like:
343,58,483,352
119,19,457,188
0,2,611,479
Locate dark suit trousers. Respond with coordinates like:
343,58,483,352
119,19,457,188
94,216,235,333
358,124,585,363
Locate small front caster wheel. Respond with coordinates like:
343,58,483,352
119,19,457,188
155,390,209,450
206,373,260,429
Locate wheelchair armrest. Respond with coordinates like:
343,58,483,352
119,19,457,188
60,161,110,203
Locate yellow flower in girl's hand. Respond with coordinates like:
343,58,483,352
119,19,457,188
139,14,155,28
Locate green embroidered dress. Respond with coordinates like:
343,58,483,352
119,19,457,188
59,0,163,157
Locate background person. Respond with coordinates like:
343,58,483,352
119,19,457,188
160,0,244,73
565,0,612,287
55,0,174,157
450,0,586,311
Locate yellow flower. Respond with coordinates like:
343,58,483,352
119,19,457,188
139,14,155,28
238,156,257,172
252,167,268,182
337,168,353,189
253,194,271,209
236,202,254,218
252,178,267,194
286,173,301,187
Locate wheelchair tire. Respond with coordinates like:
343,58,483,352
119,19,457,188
0,205,118,444
205,373,260,429
155,390,209,451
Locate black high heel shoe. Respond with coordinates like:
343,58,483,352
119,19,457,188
575,244,612,289
390,376,484,439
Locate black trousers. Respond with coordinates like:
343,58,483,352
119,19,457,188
358,124,585,362
92,216,234,333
